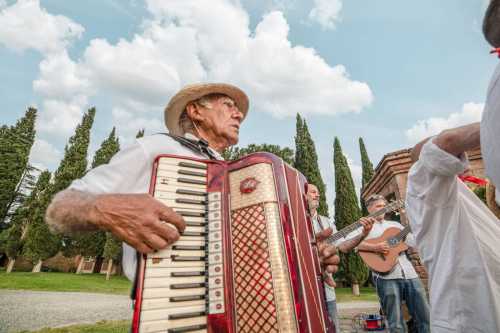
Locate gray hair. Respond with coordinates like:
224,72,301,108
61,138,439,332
365,194,388,208
177,93,229,135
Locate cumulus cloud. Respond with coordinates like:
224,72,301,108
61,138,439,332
309,0,342,30
13,0,372,149
0,0,83,55
405,102,484,144
29,137,62,170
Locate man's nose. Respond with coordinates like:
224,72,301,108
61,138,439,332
232,109,244,121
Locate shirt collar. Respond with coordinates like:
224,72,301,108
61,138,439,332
183,133,224,161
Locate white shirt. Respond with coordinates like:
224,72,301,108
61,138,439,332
364,220,418,280
69,133,223,281
481,62,500,204
406,140,500,333
311,213,337,301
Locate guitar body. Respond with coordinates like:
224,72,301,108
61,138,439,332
359,227,408,273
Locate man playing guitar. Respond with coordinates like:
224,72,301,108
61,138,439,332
358,194,430,333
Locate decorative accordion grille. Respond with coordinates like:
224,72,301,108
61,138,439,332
231,204,280,332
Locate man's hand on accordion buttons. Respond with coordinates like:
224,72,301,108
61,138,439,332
315,228,340,287
91,193,186,254
359,216,376,237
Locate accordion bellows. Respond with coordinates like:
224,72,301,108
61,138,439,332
131,153,333,333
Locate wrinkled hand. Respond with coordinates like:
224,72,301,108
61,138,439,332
91,193,185,253
316,228,340,287
374,241,390,254
359,217,375,237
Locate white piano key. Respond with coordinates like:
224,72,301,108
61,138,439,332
139,316,207,333
143,275,205,288
142,287,205,299
158,157,207,168
141,297,206,311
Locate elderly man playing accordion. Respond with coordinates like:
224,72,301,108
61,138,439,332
45,82,340,286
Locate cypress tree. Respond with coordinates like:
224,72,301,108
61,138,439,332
334,137,369,295
136,128,145,138
23,108,96,271
73,127,120,272
0,108,37,224
359,137,375,216
294,113,329,216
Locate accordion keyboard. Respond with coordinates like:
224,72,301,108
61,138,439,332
138,157,223,333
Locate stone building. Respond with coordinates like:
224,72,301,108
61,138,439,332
360,147,485,288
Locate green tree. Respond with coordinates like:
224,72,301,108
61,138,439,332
73,127,120,273
334,137,369,295
0,171,51,272
223,144,294,165
136,128,145,138
359,137,375,216
0,108,37,225
23,108,96,271
294,114,328,216
102,231,123,280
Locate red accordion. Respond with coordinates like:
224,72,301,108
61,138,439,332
132,153,334,333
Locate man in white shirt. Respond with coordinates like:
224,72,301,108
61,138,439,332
306,183,375,330
45,83,341,285
358,194,430,333
482,0,500,211
406,122,500,332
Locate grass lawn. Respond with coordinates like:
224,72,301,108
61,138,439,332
335,287,379,303
20,320,130,333
0,271,131,295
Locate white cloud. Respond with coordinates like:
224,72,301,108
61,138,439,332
22,0,371,158
29,137,62,170
405,102,484,143
0,0,83,55
308,0,342,30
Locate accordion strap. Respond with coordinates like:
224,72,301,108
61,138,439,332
159,133,218,160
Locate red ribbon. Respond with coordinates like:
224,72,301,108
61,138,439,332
458,175,488,186
490,48,500,58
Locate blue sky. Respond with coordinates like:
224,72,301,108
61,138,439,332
0,0,497,212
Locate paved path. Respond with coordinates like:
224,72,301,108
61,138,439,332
337,301,388,333
0,290,132,333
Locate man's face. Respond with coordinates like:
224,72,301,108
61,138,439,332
198,95,244,147
307,184,320,212
367,199,386,221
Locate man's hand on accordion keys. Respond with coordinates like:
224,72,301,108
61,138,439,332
90,193,186,253
315,228,340,287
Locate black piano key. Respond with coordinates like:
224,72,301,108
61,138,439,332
181,231,207,237
168,311,206,320
178,177,206,185
170,295,205,302
178,161,207,170
178,169,206,177
177,211,206,218
170,282,206,289
172,245,205,251
176,198,206,205
168,324,207,333
185,221,207,227
176,189,206,196
171,255,206,261
170,271,205,277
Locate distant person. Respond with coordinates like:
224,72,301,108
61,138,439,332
406,123,500,332
306,183,375,330
358,194,430,333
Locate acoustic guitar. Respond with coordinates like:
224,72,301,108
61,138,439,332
358,225,411,273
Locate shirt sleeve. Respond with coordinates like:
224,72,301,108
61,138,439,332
69,139,150,194
407,139,469,207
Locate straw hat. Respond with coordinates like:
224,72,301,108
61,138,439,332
483,0,500,47
164,83,249,136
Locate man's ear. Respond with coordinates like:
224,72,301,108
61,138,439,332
186,102,204,122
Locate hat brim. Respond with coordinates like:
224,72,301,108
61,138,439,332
484,0,500,47
164,83,249,136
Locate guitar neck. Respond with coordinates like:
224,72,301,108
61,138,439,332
326,200,404,244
